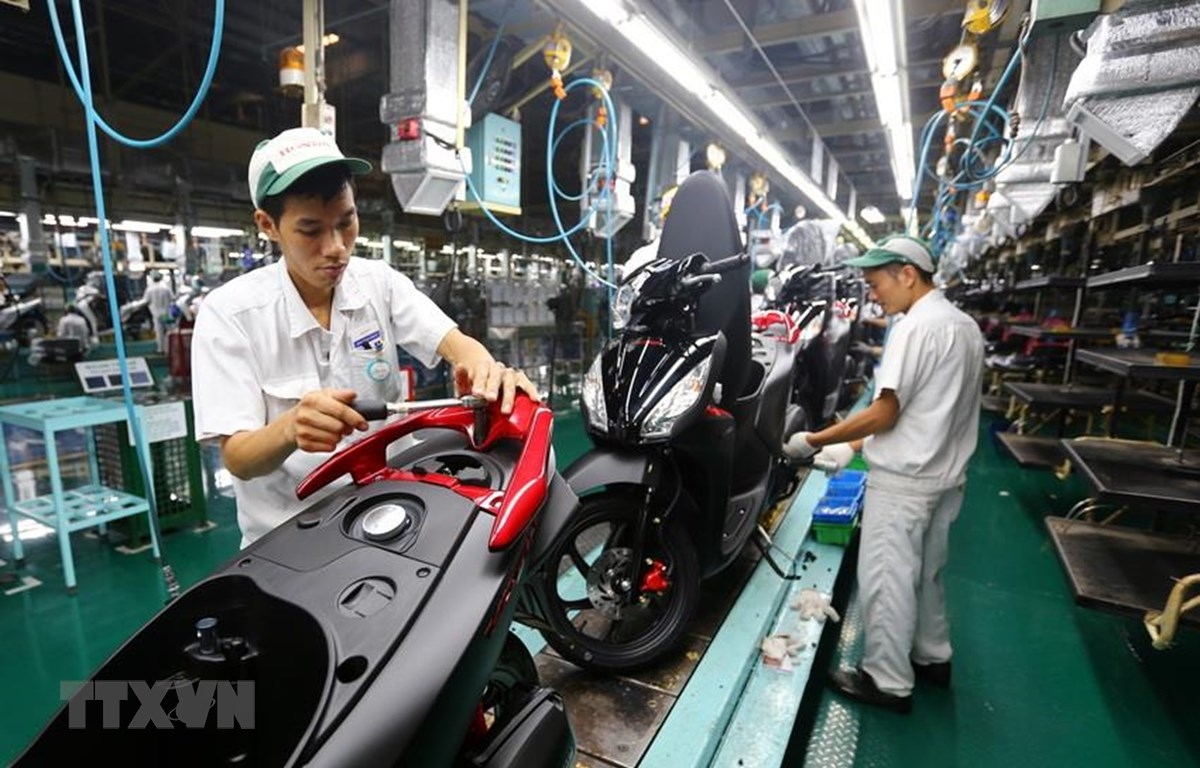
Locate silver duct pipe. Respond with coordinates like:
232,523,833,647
1064,0,1200,165
379,0,466,216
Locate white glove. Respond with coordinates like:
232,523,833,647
813,442,855,473
790,588,841,623
783,431,819,460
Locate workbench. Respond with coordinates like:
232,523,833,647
1002,381,1174,438
1075,348,1200,446
1060,438,1200,514
1045,516,1200,628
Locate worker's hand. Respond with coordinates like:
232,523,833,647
453,359,542,414
783,431,820,461
852,341,881,358
288,388,369,453
813,442,856,473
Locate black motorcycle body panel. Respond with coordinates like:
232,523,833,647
16,429,577,768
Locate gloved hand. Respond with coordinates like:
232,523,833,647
813,442,856,473
783,431,819,461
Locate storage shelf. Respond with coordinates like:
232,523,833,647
12,484,150,533
1014,275,1086,292
1086,262,1200,289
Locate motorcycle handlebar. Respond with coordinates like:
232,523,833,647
680,274,722,290
702,252,750,274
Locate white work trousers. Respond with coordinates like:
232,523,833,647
152,313,169,354
858,476,964,696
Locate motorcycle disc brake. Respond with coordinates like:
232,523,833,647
586,547,635,620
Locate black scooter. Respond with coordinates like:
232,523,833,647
15,395,576,768
757,262,861,426
521,172,805,671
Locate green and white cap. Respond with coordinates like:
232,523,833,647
844,234,937,274
247,127,372,209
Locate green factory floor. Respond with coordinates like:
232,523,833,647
802,416,1200,768
2,410,1199,766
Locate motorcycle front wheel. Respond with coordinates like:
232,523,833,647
538,491,699,672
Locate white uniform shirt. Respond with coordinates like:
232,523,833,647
863,289,984,489
191,257,457,545
144,282,174,318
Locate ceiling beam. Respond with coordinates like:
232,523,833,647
728,56,942,90
693,0,963,57
694,10,857,55
778,119,881,141
744,75,946,109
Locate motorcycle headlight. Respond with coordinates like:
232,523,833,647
612,272,648,330
582,355,607,433
641,356,711,439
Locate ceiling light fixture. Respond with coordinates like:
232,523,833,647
852,0,914,201
860,205,886,224
573,0,871,247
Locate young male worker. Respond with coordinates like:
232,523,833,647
192,127,537,547
786,234,984,714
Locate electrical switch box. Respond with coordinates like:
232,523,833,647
1029,0,1102,37
467,113,522,212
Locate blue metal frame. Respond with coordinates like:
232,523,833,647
0,397,162,592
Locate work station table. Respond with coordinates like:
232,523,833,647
1004,326,1114,341
996,381,1175,468
1060,438,1200,514
1074,348,1200,446
1045,516,1200,629
1048,438,1200,633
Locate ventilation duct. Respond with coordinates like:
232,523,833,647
379,0,468,216
1064,0,1200,166
991,31,1083,223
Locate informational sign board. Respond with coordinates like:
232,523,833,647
74,358,154,394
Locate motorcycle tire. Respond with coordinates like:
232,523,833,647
537,492,700,672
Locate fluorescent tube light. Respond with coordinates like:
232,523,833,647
860,205,886,224
113,220,170,233
190,226,246,238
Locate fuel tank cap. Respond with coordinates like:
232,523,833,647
360,503,412,542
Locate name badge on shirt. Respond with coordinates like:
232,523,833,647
351,327,385,353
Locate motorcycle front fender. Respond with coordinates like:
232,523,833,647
561,448,662,498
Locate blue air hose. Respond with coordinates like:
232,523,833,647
49,0,225,598
48,0,223,149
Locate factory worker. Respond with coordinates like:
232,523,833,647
785,234,984,713
143,271,174,353
192,127,537,547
